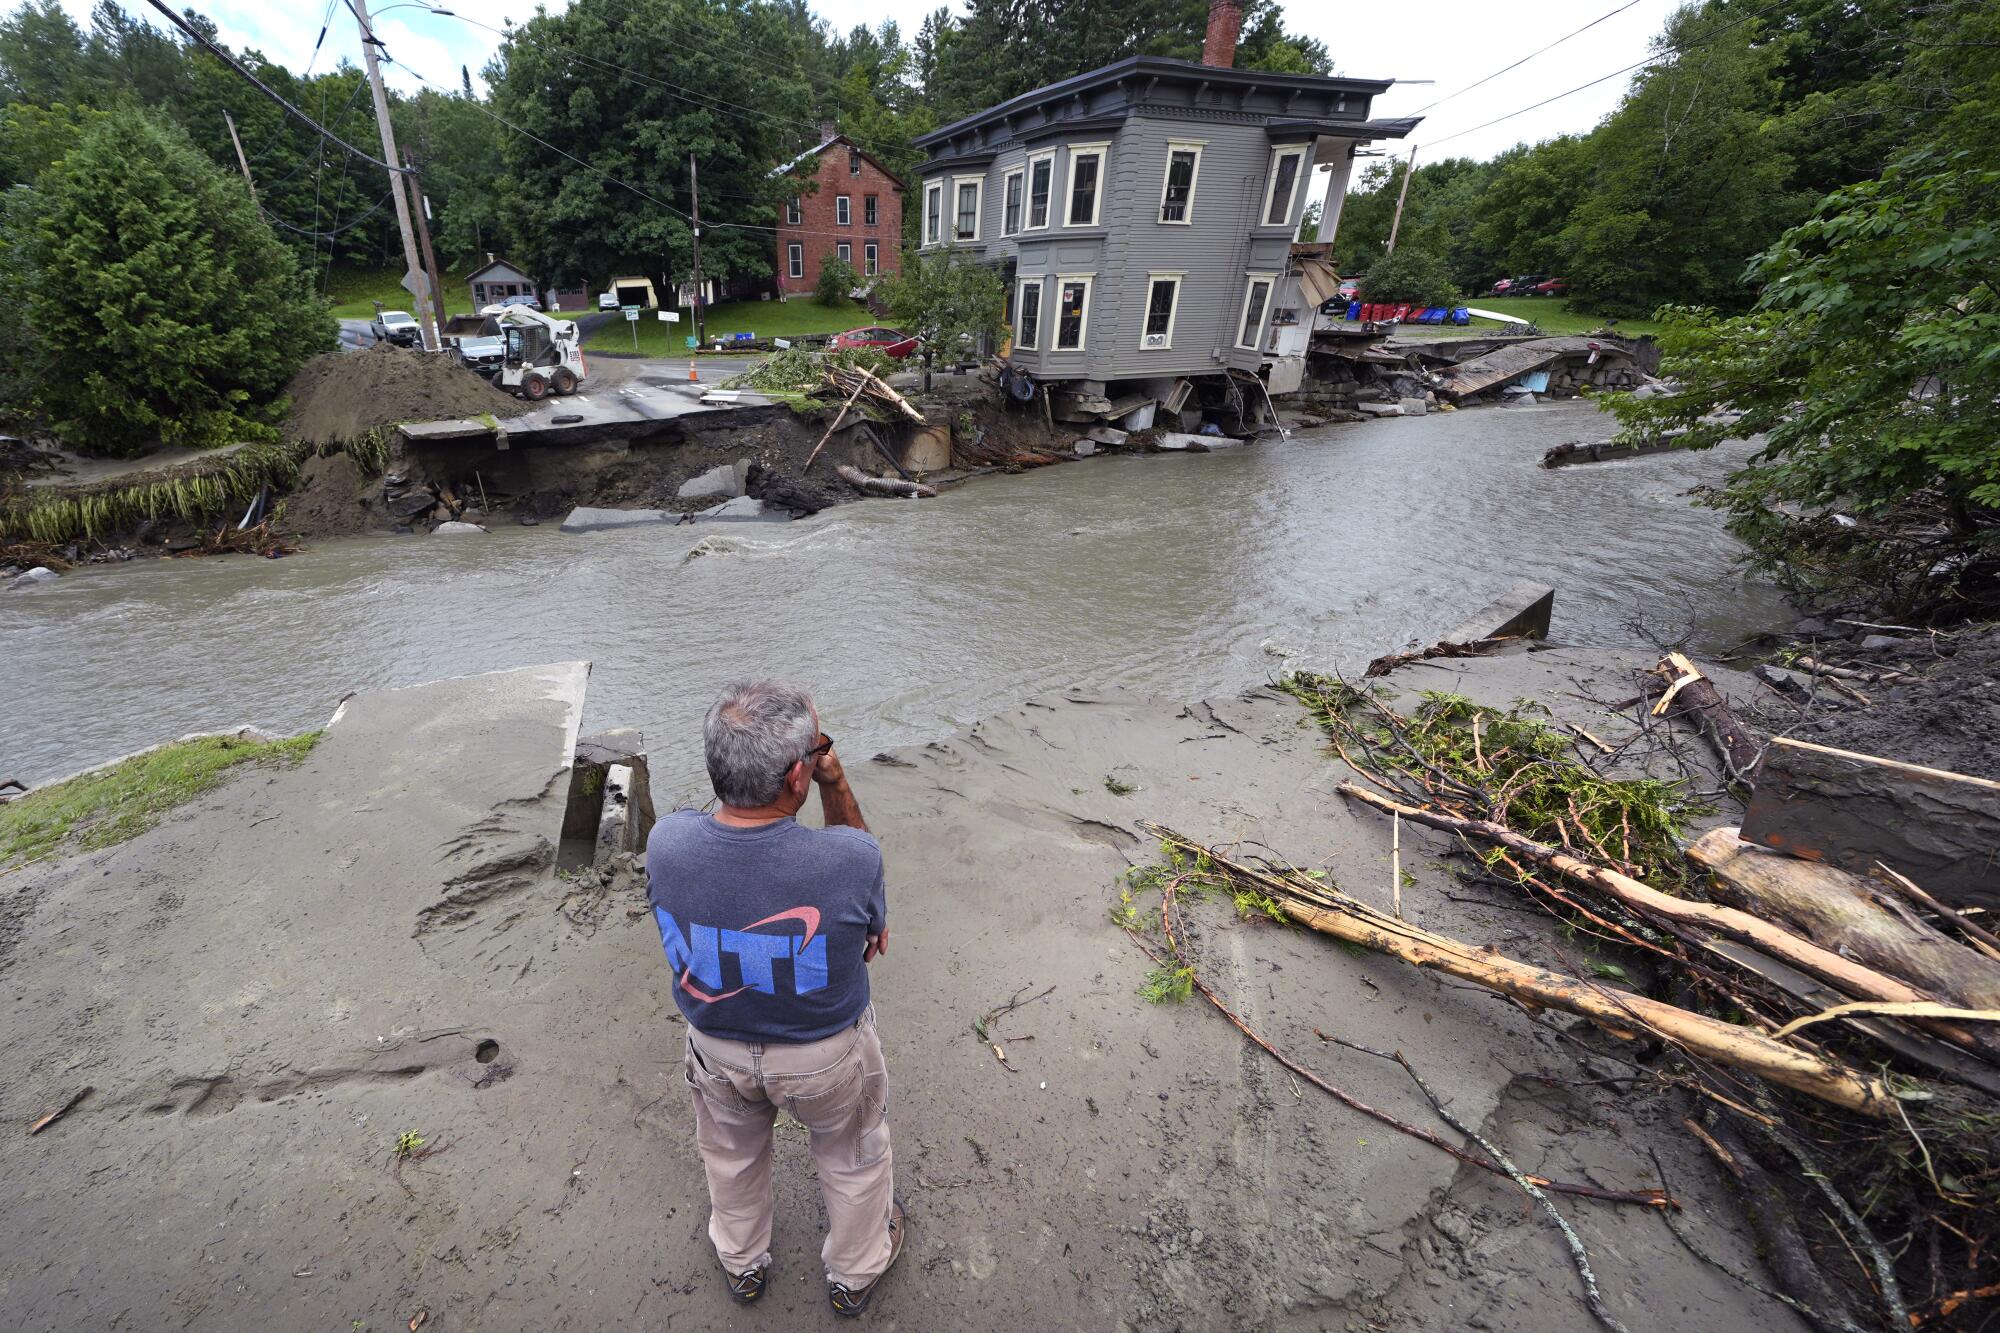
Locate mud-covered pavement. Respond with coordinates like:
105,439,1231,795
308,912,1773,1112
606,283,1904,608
1,648,1803,1331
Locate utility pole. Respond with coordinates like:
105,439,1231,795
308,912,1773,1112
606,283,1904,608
403,151,449,335
688,152,706,346
222,109,257,202
1385,144,1418,256
352,0,437,352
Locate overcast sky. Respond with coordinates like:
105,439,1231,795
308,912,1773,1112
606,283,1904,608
52,0,1681,164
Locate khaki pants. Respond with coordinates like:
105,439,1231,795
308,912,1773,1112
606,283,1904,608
683,1007,894,1288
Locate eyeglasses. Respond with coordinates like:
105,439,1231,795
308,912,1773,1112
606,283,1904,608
803,733,834,763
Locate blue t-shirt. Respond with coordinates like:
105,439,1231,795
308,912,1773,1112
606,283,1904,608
645,809,886,1044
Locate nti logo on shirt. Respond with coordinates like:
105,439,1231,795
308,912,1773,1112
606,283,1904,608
655,906,827,1003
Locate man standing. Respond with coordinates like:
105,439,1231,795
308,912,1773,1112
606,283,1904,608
646,680,905,1317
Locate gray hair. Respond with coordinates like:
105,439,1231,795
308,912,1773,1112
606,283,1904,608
704,680,819,808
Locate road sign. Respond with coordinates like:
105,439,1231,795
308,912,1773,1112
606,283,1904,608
774,338,792,350
400,266,430,301
658,311,680,323
624,308,640,322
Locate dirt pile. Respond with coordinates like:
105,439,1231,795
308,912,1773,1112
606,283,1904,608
282,344,530,444
1790,624,2000,778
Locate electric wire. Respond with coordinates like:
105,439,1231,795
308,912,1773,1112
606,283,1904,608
1404,0,1644,116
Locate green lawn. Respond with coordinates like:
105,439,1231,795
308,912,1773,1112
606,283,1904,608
583,297,881,356
1438,295,1660,339
324,266,477,321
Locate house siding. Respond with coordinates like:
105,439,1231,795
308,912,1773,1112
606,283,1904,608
919,109,1320,382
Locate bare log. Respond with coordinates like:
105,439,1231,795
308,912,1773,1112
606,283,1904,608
1647,652,1762,784
834,464,936,498
1147,821,1893,1116
802,375,870,473
1335,782,1966,1051
1686,828,2000,1013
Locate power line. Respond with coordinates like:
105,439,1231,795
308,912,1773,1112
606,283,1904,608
263,188,397,239
1421,0,1794,150
1405,0,1643,116
137,0,408,175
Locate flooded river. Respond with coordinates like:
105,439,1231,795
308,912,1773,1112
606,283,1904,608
3,400,1789,792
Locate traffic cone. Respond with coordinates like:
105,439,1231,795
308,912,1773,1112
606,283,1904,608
689,359,699,383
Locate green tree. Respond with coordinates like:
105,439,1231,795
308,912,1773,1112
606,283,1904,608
1608,1,2000,615
880,248,1003,390
815,254,857,305
1358,246,1459,307
18,111,334,454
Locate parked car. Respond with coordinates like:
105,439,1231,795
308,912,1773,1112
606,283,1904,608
1336,279,1361,302
597,291,619,311
1489,277,1519,297
370,309,420,347
455,334,503,376
829,325,918,359
498,293,543,311
1532,277,1569,296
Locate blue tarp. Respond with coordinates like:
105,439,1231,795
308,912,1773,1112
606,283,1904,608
1346,301,1362,321
1449,307,1472,326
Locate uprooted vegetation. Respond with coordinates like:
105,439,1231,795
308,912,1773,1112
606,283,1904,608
0,731,321,869
1114,673,2000,1332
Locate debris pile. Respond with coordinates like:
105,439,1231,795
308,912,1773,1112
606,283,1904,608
282,344,530,445
1123,663,2000,1331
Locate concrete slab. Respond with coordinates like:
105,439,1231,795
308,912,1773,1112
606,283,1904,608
1439,578,1557,644
692,495,789,523
401,419,496,444
676,462,745,500
560,506,676,533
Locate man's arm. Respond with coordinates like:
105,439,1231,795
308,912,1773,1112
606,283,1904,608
813,747,868,833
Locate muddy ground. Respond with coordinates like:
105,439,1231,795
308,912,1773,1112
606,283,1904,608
0,640,1810,1332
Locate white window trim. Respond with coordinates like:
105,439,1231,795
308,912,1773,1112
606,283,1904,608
1054,271,1095,351
1157,142,1205,225
1063,142,1109,228
1015,277,1044,350
1139,271,1184,350
836,241,851,262
785,197,801,226
787,243,803,280
1236,271,1277,349
1024,150,1056,231
951,175,983,243
864,242,878,276
1000,167,1025,236
1262,146,1308,229
922,180,944,247
836,194,851,226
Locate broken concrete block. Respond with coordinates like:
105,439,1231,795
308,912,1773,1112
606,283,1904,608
432,521,488,535
677,463,745,501
1073,438,1097,457
559,506,676,533
1439,580,1556,646
1086,426,1129,446
693,496,789,523
1356,401,1403,417
1398,397,1428,416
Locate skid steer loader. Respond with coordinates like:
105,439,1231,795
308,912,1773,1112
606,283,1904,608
488,304,588,401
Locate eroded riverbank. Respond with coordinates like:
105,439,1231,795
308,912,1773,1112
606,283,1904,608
1,401,1788,787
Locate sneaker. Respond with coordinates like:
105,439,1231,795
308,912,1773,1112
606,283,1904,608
723,1260,769,1306
828,1199,907,1318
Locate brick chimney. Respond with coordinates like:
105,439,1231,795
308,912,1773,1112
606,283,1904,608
819,118,838,142
1202,0,1242,68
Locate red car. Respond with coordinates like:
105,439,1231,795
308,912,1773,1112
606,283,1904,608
1532,278,1569,296
829,325,917,359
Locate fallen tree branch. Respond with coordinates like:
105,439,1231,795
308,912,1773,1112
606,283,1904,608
1646,652,1762,787
1147,820,1894,1116
1337,783,1983,1063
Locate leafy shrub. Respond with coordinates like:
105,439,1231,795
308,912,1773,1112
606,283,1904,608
1359,247,1461,307
815,255,857,307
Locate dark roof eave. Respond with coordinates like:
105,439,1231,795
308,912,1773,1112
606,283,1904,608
913,55,1397,150
1267,115,1422,141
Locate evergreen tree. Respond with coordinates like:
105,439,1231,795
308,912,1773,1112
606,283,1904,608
19,111,334,454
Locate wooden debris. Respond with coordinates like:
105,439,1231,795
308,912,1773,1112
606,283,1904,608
1873,862,2000,962
1688,828,2000,1017
28,1086,91,1135
1146,821,1894,1116
1336,784,1981,1067
801,374,871,473
1741,738,2000,910
1770,1001,2000,1043
1646,653,1762,785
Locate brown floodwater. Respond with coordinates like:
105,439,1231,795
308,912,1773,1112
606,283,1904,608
2,400,1789,791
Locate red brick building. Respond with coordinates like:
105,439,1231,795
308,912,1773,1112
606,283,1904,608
771,132,904,298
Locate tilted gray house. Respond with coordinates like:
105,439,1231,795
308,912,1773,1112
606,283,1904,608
911,2,1415,413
